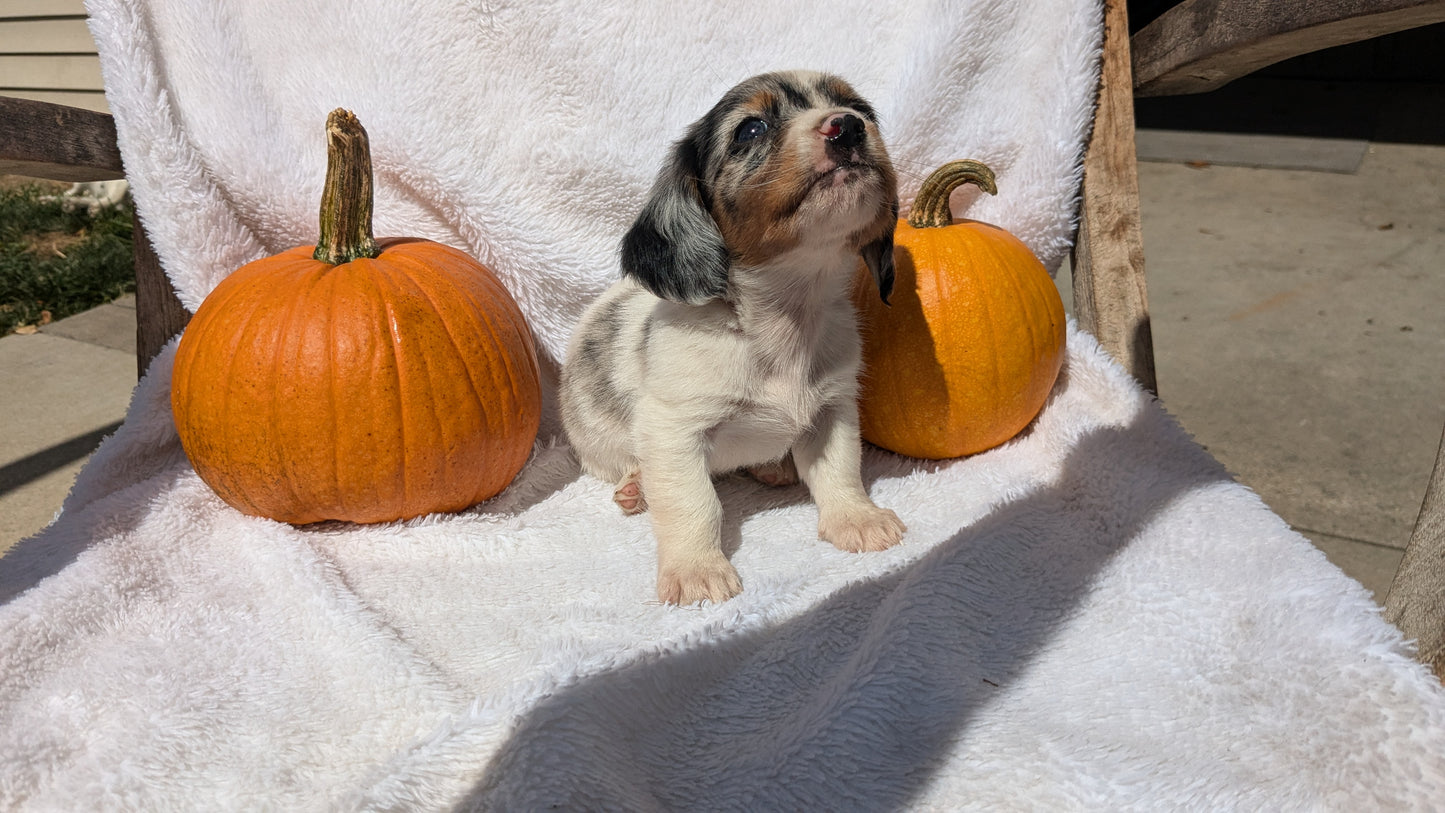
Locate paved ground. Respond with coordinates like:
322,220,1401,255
1064,136,1445,600
0,296,135,549
2,130,1442,604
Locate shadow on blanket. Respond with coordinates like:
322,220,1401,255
459,403,1229,809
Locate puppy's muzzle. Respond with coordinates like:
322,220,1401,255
822,113,869,165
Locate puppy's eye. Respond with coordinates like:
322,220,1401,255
735,118,770,144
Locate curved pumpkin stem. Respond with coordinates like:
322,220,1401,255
906,159,998,229
314,108,380,265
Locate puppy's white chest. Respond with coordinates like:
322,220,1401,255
706,356,841,473
751,360,829,422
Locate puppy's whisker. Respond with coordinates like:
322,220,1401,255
882,160,940,182
887,155,942,170
729,170,808,195
890,165,933,183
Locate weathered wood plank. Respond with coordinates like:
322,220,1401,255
1133,0,1445,97
1385,426,1445,682
1072,0,1157,392
0,95,122,181
132,212,191,377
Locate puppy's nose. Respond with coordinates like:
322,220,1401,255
821,113,866,148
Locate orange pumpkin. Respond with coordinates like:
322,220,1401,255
171,109,541,524
853,160,1066,459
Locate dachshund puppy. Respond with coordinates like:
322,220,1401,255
561,70,905,605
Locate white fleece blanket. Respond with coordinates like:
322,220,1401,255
2,0,1443,808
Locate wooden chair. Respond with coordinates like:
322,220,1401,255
2,0,1442,678
0,96,185,378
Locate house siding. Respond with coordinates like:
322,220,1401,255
0,1,107,113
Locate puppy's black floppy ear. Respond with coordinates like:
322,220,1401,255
620,138,730,305
860,201,898,305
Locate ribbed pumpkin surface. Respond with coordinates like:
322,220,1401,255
171,238,541,524
854,218,1066,459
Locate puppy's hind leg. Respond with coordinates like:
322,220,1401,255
613,470,648,515
745,452,800,488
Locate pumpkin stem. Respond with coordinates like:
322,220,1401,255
314,108,380,264
906,159,998,229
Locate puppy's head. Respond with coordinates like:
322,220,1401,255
622,71,898,305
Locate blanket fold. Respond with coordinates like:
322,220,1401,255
1,0,1442,808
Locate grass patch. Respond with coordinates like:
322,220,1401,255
0,181,135,336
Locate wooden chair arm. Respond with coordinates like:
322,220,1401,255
1072,0,1157,393
131,212,190,377
0,96,124,181
1386,427,1445,680
1133,0,1445,97
0,95,190,376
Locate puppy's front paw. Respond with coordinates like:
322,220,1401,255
657,555,742,605
819,505,906,553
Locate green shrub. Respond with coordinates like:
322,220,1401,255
0,183,135,336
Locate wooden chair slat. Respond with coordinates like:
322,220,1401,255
1072,0,1157,393
1133,0,1445,97
0,96,123,181
1386,426,1445,680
